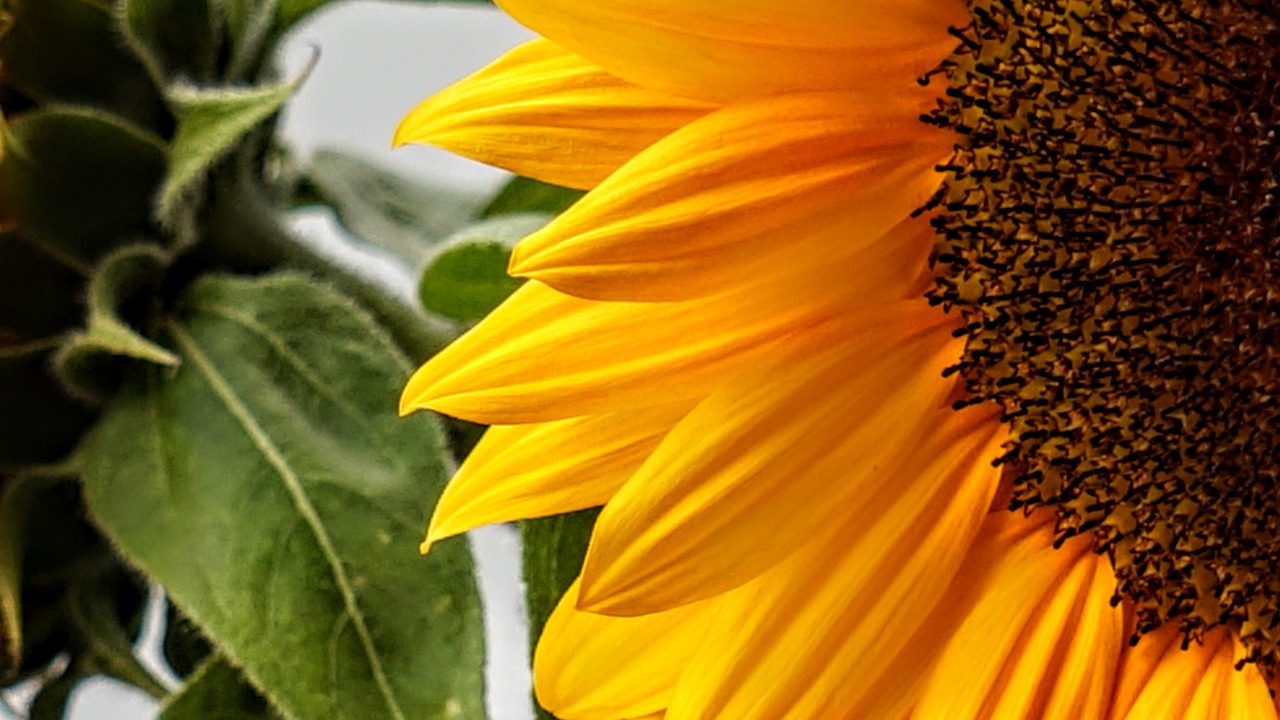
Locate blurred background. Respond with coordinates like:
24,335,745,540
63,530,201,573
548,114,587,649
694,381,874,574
1,2,535,718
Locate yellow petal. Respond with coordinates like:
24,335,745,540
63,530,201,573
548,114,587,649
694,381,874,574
400,281,858,425
395,39,715,190
1108,621,1185,718
666,405,1005,720
423,400,693,550
578,303,963,614
494,0,965,103
1111,625,1278,720
534,578,733,720
509,92,949,301
912,514,1124,720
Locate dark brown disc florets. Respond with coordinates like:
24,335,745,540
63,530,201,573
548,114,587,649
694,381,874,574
925,0,1280,669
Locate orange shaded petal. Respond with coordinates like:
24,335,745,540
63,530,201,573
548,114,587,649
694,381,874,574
911,514,1124,720
494,0,965,103
666,405,1005,720
423,400,693,550
1111,625,1278,720
510,92,949,301
395,39,715,190
578,303,963,614
534,579,735,720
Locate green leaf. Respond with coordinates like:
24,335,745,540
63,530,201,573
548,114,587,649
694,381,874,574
0,341,94,469
519,510,598,720
55,244,178,401
419,214,550,323
159,655,280,720
78,273,485,720
159,77,307,227
0,0,170,133
0,108,167,268
301,148,483,269
419,244,520,324
119,0,219,85
479,176,584,219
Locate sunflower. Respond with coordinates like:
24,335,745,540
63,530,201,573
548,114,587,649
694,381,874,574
397,1,1280,718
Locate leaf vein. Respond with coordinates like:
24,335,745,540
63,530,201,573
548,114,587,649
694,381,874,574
192,301,406,465
168,322,407,720
146,370,176,502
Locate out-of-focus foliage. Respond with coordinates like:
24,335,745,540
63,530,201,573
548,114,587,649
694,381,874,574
78,275,484,720
0,0,589,718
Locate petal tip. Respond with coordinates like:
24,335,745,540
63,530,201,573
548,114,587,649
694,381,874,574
397,386,424,417
422,511,470,554
391,116,418,149
424,506,465,549
507,238,541,276
398,386,455,418
399,364,451,417
392,100,447,149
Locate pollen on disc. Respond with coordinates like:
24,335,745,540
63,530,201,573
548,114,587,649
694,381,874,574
924,0,1280,671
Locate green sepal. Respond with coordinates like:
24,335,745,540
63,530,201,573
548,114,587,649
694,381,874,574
119,0,220,86
159,655,280,720
54,244,178,401
0,0,170,133
219,0,278,81
78,273,486,720
520,509,598,720
0,107,167,268
65,563,163,697
159,73,309,229
81,244,176,365
299,148,482,270
479,176,584,219
418,214,550,323
273,0,333,30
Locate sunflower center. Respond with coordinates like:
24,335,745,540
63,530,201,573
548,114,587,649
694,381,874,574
926,0,1280,668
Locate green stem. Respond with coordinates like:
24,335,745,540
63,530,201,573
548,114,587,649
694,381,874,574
201,159,455,360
